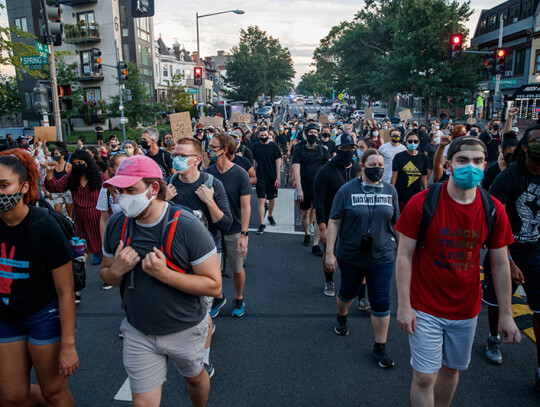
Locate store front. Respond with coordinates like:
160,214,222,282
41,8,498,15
513,84,540,119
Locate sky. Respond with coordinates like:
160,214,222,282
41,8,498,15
0,0,495,83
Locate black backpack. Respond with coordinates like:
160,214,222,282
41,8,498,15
32,198,86,291
417,182,496,249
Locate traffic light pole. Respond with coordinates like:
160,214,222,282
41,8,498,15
493,19,504,118
115,40,127,143
40,0,63,142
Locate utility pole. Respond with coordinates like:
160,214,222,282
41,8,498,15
493,18,504,118
115,40,127,142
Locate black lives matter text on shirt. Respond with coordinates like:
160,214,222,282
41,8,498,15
392,151,428,203
252,142,281,181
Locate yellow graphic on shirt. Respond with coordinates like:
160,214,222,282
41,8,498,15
403,161,421,187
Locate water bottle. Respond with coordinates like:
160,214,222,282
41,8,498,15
69,237,86,258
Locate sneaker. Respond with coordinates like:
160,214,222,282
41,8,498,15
268,216,276,226
358,297,371,312
231,299,245,317
102,282,113,290
204,362,215,379
485,336,502,365
324,282,336,297
92,252,102,266
312,245,323,257
209,297,227,318
303,234,310,246
373,347,395,369
309,223,314,234
256,224,266,235
295,215,301,226
118,331,123,339
75,292,81,305
334,318,349,336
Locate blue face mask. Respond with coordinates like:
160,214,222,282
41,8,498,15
173,156,192,172
407,142,418,151
452,163,484,190
356,149,364,159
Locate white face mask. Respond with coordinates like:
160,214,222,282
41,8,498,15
118,185,155,218
435,125,440,130
372,131,379,137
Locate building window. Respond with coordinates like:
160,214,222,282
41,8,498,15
123,44,130,62
84,88,102,102
14,17,28,33
487,15,497,32
522,0,533,19
162,64,168,77
479,20,486,34
510,4,520,22
498,10,508,25
80,50,93,76
77,11,95,24
136,18,150,42
514,48,526,75
24,92,34,110
138,44,151,67
535,50,540,74
120,6,129,36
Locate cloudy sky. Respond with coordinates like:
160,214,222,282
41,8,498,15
0,0,496,82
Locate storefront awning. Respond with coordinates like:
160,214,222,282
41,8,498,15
513,84,540,99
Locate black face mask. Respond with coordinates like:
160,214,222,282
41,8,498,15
259,137,269,143
321,132,331,139
140,140,150,150
527,144,540,163
364,167,384,182
306,134,317,145
53,155,62,162
72,163,87,175
335,150,354,166
503,152,513,164
419,130,426,137
492,124,500,132
470,130,478,137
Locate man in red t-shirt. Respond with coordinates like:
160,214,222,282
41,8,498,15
395,137,521,406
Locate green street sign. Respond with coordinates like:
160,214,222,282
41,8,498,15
35,41,49,54
22,55,47,66
26,64,42,71
187,88,199,94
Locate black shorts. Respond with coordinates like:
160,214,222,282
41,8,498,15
299,189,314,211
256,179,278,200
96,133,103,140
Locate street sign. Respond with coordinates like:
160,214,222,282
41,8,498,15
120,117,126,124
26,64,43,71
119,104,124,111
22,55,47,66
35,41,49,54
187,89,199,94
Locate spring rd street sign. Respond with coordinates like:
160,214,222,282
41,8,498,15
35,41,49,54
22,55,47,66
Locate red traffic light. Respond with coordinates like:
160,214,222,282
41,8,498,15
497,49,506,58
194,67,202,77
452,35,462,45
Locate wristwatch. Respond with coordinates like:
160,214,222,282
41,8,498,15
240,231,249,237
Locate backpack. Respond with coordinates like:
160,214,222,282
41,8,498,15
417,182,496,249
32,198,86,292
168,172,214,228
299,143,325,167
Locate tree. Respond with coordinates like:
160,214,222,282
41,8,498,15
166,73,194,112
296,71,330,97
224,26,295,106
0,77,21,120
109,62,161,128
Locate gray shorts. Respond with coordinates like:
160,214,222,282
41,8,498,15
409,310,478,374
120,317,208,394
48,191,73,206
223,233,247,274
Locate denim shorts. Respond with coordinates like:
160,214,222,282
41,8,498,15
0,300,62,345
337,258,394,317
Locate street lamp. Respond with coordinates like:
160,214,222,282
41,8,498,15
196,9,244,112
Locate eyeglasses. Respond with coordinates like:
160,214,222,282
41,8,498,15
171,153,198,158
208,144,223,151
407,140,419,144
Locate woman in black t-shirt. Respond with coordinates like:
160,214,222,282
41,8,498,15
0,149,78,406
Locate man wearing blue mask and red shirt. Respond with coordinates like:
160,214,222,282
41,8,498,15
395,137,521,407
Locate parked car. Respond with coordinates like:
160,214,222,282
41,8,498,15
320,98,333,106
373,113,387,120
256,106,273,117
388,116,401,126
351,110,364,119
305,98,314,105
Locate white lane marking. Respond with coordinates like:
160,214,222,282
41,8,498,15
251,188,301,235
114,377,132,402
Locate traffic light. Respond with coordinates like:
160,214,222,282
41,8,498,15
485,54,494,76
91,49,102,73
132,0,154,18
194,66,203,86
33,81,50,115
41,0,63,46
450,34,462,62
193,100,198,108
495,49,506,76
117,61,128,83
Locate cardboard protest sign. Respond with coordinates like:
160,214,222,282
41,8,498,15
232,112,252,124
379,129,391,144
467,118,477,125
319,115,329,124
364,107,373,121
199,116,223,128
399,109,413,121
34,126,57,143
169,112,192,141
465,105,474,115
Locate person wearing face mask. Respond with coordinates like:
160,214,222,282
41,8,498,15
369,128,382,149
252,127,282,234
276,123,291,164
479,119,502,163
95,122,104,146
482,132,518,192
45,149,103,288
162,133,175,154
46,147,73,217
100,155,221,406
141,127,176,178
482,127,540,385
395,136,520,405
314,133,361,297
424,131,440,181
391,132,428,212
325,148,400,369
107,135,121,156
292,123,330,253
0,150,79,407
320,127,336,157
231,128,254,165
469,124,481,138
379,129,406,183
226,130,256,185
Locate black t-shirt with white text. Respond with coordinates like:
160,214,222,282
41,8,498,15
392,150,428,202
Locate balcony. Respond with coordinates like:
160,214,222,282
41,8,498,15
64,22,100,44
76,71,104,82
58,0,97,6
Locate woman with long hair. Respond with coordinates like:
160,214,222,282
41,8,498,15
162,133,175,154
0,149,78,406
46,147,73,217
45,150,103,285
86,146,108,172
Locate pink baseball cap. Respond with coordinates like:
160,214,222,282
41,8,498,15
103,155,162,188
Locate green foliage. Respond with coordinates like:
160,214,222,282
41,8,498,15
108,62,161,128
166,73,193,112
0,77,21,119
296,71,331,97
224,26,295,105
55,56,86,123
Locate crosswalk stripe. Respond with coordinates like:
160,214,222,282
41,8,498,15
114,377,132,402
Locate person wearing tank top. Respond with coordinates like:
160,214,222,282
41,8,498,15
46,148,73,218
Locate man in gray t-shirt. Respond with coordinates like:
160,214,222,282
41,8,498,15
100,155,221,406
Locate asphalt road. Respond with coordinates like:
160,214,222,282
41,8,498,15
61,185,540,407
